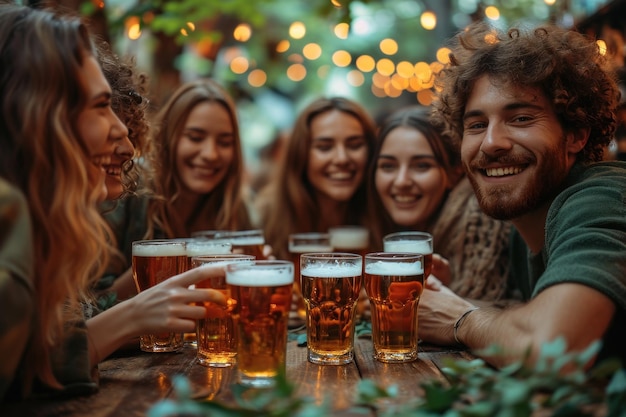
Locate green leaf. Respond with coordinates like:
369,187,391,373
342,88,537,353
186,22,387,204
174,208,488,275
355,379,395,403
420,382,460,412
459,400,495,417
576,340,602,366
607,369,626,395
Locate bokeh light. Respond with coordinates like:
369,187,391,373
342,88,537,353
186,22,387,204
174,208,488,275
289,22,306,39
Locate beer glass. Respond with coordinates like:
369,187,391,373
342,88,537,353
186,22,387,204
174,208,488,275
383,231,433,278
180,239,232,346
300,253,362,365
213,229,267,260
329,226,370,317
132,239,187,352
364,252,424,363
328,226,369,257
185,239,232,271
191,230,219,239
191,254,255,367
288,233,334,321
225,260,293,387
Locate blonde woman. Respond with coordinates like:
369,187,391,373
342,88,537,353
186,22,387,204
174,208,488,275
0,4,224,401
103,79,253,297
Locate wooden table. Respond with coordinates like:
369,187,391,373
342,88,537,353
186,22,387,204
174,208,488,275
0,333,473,417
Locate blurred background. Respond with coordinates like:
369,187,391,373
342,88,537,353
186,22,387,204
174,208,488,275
31,0,626,167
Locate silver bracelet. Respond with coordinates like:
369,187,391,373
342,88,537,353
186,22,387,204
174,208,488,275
453,307,479,345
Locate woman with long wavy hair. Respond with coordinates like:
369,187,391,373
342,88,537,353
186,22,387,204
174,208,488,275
102,79,253,294
367,105,511,301
255,96,377,261
0,4,224,401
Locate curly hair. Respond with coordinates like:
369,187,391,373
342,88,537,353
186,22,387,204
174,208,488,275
257,97,377,260
146,79,251,238
0,4,112,394
95,39,150,195
432,22,621,163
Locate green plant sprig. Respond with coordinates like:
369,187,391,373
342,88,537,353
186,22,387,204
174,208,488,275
148,337,626,417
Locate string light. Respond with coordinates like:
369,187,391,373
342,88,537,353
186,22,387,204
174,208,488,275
420,11,436,30
334,23,350,39
485,6,501,20
379,38,398,55
303,43,322,60
233,23,252,42
126,16,141,40
289,22,306,39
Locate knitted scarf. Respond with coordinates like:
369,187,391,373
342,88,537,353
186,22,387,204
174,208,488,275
431,178,511,301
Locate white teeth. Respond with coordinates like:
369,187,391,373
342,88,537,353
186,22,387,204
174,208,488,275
193,166,218,175
105,167,122,176
394,195,416,203
328,172,352,180
92,156,112,168
485,166,523,177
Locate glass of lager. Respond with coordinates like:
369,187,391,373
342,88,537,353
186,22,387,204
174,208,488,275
185,239,232,271
181,238,232,346
383,231,433,278
288,233,334,322
225,260,293,387
328,226,369,258
300,253,362,365
364,252,424,363
132,239,187,352
191,254,255,367
213,229,267,260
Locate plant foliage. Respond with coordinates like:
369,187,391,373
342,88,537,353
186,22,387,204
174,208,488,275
148,337,626,417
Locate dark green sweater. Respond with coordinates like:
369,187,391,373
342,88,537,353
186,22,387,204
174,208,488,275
509,162,626,365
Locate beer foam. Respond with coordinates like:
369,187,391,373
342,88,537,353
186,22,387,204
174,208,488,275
226,267,293,286
301,264,362,278
365,260,423,276
384,240,432,254
329,228,369,249
225,237,265,245
186,242,232,256
132,242,186,257
194,258,253,268
289,245,333,254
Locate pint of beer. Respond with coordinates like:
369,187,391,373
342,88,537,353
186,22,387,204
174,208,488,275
185,239,232,271
225,260,293,387
288,233,334,322
364,252,424,363
300,253,362,365
383,231,433,278
191,254,254,367
328,226,369,257
132,239,187,352
214,229,267,260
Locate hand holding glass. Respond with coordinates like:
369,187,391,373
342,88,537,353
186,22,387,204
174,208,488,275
132,239,187,352
191,254,254,367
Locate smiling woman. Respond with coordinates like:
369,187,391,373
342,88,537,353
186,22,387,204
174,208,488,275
254,96,378,261
0,3,124,400
94,39,150,201
101,79,253,297
367,105,511,301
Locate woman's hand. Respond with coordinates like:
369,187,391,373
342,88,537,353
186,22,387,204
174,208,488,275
129,266,227,334
87,266,227,363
